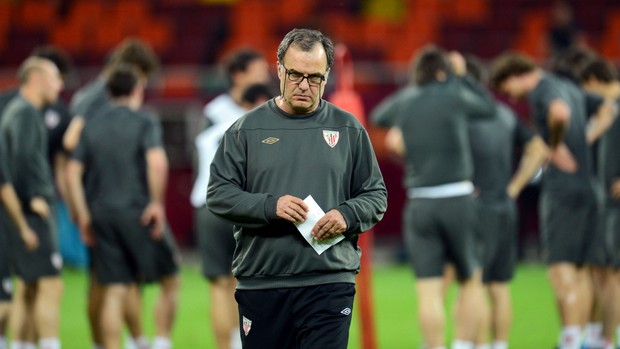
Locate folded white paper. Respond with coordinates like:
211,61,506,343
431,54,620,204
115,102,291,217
295,195,345,255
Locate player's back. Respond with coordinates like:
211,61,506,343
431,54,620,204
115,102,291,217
76,105,160,211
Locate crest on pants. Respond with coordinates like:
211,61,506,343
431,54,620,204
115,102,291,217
243,316,252,336
323,130,339,148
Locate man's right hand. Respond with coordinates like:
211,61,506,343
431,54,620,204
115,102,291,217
20,226,39,251
30,197,50,218
276,195,309,223
549,143,578,174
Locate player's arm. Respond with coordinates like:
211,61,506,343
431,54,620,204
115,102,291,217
53,152,69,201
62,115,85,152
507,135,548,199
142,146,168,239
65,159,94,246
384,126,405,159
0,184,39,251
586,98,618,145
547,98,570,149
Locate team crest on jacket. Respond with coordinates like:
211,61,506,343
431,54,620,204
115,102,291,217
242,316,252,336
323,130,339,148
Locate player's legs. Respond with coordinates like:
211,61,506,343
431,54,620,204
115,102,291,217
123,283,148,349
34,276,63,348
153,273,180,348
454,269,484,344
197,207,238,349
416,278,446,348
474,286,491,347
101,284,130,349
210,276,239,349
548,263,585,349
88,272,105,348
488,282,512,345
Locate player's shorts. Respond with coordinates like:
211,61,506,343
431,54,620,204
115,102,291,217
196,205,235,280
235,283,355,349
91,208,157,285
149,223,180,282
403,195,478,280
604,207,620,269
8,210,62,283
0,210,13,300
475,197,518,283
540,186,605,266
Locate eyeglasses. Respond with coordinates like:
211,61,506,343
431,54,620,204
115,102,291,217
281,63,326,86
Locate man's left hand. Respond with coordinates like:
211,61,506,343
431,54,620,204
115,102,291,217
312,209,347,241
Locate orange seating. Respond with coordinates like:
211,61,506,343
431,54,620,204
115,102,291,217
16,1,57,30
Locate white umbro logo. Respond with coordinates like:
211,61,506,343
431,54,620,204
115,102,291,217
340,307,351,315
262,137,279,144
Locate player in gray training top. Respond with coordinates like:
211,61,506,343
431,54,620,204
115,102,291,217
0,57,64,349
579,57,620,349
66,65,168,349
207,28,387,349
466,55,548,349
383,46,494,349
491,52,615,349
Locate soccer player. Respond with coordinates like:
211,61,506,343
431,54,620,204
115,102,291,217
0,57,64,349
579,57,620,349
190,49,270,349
490,52,615,349
65,38,179,349
465,55,549,349
382,46,494,349
66,65,168,349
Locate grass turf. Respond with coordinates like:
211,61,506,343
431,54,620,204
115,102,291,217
58,262,558,348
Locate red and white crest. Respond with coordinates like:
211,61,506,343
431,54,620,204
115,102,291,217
242,316,252,336
323,130,339,148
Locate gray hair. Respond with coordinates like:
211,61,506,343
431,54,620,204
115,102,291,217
277,28,334,70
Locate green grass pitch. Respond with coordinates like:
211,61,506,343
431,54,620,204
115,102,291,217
58,262,558,348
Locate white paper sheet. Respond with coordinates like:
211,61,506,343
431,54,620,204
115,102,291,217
295,195,345,255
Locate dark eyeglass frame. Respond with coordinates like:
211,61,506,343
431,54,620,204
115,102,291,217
280,63,327,86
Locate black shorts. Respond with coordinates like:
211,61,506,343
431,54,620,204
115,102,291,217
540,188,605,266
235,283,355,349
605,207,620,268
0,211,13,300
8,211,62,283
475,198,518,283
404,195,478,280
196,206,235,280
91,209,157,285
148,223,180,282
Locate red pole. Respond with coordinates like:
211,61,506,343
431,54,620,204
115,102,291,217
328,44,378,349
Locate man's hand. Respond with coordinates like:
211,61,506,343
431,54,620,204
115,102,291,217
141,202,166,240
611,178,620,201
549,143,578,174
20,226,39,251
448,51,466,77
78,218,95,247
312,209,347,241
30,197,50,218
276,195,308,223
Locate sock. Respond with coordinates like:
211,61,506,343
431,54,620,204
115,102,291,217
152,337,171,349
452,339,474,349
9,341,24,349
134,336,150,349
93,345,104,349
23,344,37,349
39,338,61,349
0,336,6,349
230,328,242,349
559,325,581,349
475,345,491,349
492,341,508,349
585,322,603,347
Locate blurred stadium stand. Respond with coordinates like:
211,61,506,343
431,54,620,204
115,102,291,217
0,0,617,255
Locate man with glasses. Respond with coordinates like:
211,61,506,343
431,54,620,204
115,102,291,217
207,28,387,349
